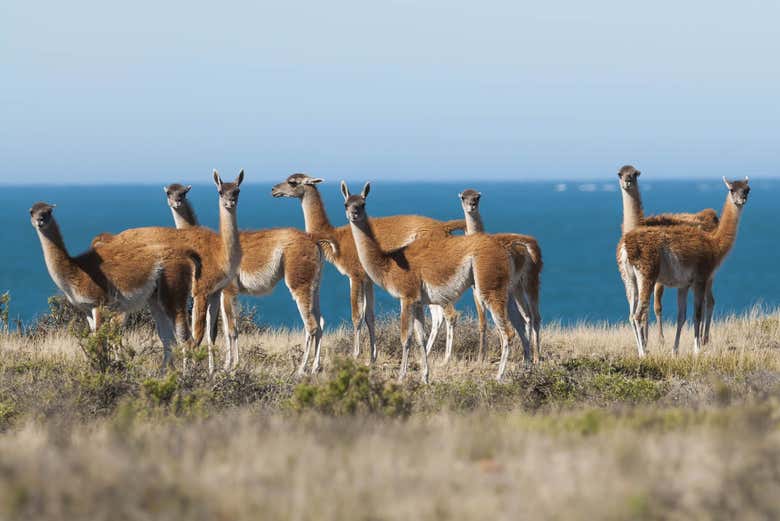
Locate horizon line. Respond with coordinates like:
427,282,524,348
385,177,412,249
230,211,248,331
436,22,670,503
0,175,776,187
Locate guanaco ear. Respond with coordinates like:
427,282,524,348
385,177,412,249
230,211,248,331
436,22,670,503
744,176,750,184
305,177,324,185
163,186,169,194
458,192,463,199
184,185,192,194
213,170,223,188
361,182,371,199
235,169,245,186
722,176,733,190
340,180,350,200
635,170,641,177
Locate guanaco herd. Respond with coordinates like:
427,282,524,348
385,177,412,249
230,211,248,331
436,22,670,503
29,167,751,383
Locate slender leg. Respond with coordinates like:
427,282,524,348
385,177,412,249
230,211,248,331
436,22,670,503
412,303,429,383
511,287,532,364
425,305,444,356
349,278,365,358
654,283,665,343
508,291,531,366
363,281,377,362
474,290,487,362
398,300,413,382
702,279,715,345
621,263,642,353
220,291,239,371
692,282,706,354
483,292,515,381
205,293,221,374
527,269,542,363
292,288,319,377
632,270,654,357
443,304,457,363
310,287,324,374
672,287,689,355
148,298,176,372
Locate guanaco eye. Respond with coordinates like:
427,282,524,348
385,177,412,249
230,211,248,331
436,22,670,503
289,180,298,186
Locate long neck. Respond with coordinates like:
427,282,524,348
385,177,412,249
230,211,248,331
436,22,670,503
464,211,484,235
36,221,77,288
301,187,334,232
621,186,644,234
219,205,241,275
170,200,198,229
713,196,743,261
349,217,390,283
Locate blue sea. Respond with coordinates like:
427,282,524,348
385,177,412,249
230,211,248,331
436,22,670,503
3,180,778,328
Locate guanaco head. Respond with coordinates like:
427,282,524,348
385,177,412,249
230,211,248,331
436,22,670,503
214,169,244,210
723,176,750,207
617,165,641,191
29,202,56,231
340,181,371,223
271,173,324,198
459,189,481,214
164,183,192,209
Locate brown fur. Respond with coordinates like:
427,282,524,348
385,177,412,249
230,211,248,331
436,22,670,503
94,170,244,367
272,173,466,362
29,203,198,368
341,181,522,383
617,165,720,342
454,189,544,363
619,177,750,356
165,185,337,375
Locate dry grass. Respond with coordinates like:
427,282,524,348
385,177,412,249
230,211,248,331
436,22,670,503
1,308,780,520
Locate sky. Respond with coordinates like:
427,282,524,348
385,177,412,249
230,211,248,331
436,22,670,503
1,0,778,184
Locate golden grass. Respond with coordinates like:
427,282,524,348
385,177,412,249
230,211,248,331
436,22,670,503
0,309,779,520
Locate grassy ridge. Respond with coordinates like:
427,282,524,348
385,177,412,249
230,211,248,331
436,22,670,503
0,309,779,519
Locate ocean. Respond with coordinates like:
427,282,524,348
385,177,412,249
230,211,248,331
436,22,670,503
4,179,778,328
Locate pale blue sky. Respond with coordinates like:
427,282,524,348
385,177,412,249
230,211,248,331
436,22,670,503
1,0,778,184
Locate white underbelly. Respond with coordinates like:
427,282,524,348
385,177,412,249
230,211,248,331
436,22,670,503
112,263,162,311
237,249,284,295
657,249,696,288
421,259,473,305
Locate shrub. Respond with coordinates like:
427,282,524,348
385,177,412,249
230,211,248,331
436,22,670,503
0,292,9,332
70,310,134,373
289,358,411,417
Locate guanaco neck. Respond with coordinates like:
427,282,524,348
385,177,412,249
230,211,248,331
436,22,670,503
301,187,334,233
713,196,743,262
36,220,78,288
621,185,644,234
219,205,242,275
349,217,390,283
464,210,484,235
171,199,198,229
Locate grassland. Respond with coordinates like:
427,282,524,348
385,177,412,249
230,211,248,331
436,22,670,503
1,304,780,520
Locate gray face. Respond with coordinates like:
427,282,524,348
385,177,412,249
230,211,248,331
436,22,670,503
617,165,640,190
725,177,751,207
340,180,370,223
30,202,55,230
344,195,367,223
271,173,323,199
459,189,481,214
164,184,191,209
214,170,244,210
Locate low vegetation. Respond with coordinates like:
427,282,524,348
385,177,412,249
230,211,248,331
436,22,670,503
1,299,779,519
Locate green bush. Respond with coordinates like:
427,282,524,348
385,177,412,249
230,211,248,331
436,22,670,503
0,292,9,332
70,310,133,373
289,358,411,418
